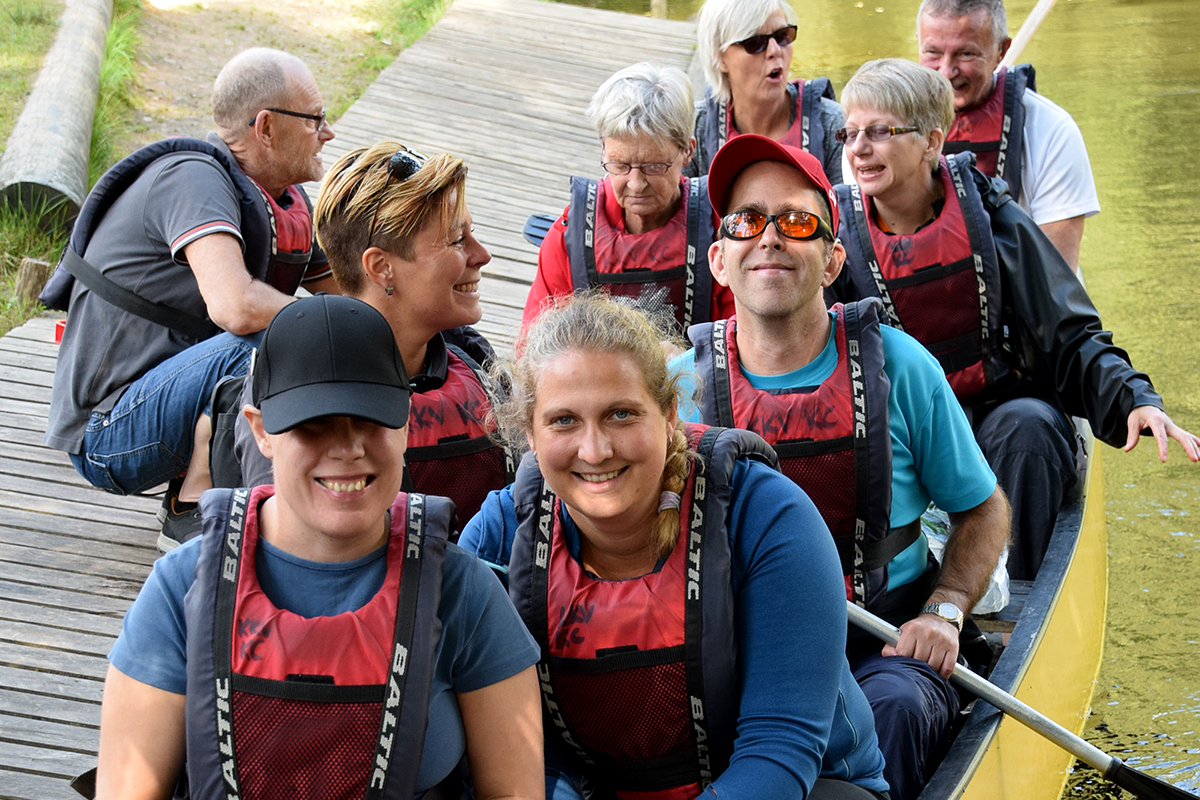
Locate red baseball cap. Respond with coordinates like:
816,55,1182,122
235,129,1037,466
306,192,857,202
706,134,839,232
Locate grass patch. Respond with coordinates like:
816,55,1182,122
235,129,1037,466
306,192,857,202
89,0,141,185
328,0,452,119
0,0,140,336
0,0,63,148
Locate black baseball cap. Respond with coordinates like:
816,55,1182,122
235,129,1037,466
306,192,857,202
251,294,411,434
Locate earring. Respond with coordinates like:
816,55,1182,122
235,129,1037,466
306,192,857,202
385,285,394,296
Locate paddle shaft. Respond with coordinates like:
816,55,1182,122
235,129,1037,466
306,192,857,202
1001,0,1059,67
846,602,1111,766
846,602,1199,799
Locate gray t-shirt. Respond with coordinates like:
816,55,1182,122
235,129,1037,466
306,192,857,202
45,137,325,453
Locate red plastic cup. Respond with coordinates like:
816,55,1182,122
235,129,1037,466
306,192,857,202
54,319,66,344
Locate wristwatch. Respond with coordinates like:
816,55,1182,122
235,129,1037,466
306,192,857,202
920,601,964,632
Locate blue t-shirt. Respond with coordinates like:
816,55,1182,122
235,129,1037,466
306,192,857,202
460,459,889,800
672,310,996,589
109,526,539,793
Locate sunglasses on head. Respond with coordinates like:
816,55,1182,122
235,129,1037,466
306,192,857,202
366,147,426,250
734,24,798,55
721,210,834,242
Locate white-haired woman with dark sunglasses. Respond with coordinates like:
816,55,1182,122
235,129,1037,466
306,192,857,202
523,62,734,335
687,0,844,183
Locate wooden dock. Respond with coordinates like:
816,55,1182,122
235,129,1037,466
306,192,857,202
0,1,695,797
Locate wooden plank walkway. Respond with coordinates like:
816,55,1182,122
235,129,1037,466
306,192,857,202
320,0,696,353
0,2,695,796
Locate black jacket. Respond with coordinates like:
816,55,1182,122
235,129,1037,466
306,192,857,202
830,167,1161,448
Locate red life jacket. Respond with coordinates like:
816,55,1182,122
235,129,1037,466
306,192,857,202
564,175,716,332
688,302,916,608
184,486,450,800
699,78,837,176
943,64,1036,204
248,180,315,296
507,425,777,800
404,345,516,531
835,153,1006,402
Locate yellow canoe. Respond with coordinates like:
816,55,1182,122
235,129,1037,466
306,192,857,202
920,425,1107,800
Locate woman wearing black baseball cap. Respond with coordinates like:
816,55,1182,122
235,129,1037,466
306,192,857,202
96,294,542,800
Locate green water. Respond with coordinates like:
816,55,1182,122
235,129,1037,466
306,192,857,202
562,0,1200,793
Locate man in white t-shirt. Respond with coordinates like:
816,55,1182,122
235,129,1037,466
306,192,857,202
915,0,1098,272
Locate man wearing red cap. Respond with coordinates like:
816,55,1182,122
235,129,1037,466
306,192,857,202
671,134,1009,800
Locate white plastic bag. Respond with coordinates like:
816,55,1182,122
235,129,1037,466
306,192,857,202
920,505,1010,615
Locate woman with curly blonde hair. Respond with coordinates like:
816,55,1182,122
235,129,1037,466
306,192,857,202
461,293,889,800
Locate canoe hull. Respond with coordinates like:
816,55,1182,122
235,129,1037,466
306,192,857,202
920,430,1108,800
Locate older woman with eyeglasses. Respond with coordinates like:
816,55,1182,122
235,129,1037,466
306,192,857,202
686,0,844,183
523,62,734,334
830,57,1200,587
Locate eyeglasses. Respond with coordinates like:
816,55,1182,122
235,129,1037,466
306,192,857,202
247,108,328,129
366,147,426,251
721,210,834,242
600,152,681,177
734,25,798,55
834,125,920,144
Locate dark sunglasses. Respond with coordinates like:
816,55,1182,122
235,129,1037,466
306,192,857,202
734,25,798,55
366,147,426,250
247,107,328,129
834,125,920,144
721,210,834,242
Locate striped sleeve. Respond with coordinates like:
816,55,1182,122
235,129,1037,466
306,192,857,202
170,220,243,261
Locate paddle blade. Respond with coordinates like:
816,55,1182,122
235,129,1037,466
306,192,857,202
523,213,557,247
1105,758,1200,800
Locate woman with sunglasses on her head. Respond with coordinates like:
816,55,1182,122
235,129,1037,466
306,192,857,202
461,293,890,800
96,294,542,800
686,0,844,183
523,63,734,334
224,142,515,534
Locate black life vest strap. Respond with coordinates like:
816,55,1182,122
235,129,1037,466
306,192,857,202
800,77,836,159
832,518,921,573
687,427,723,790
681,177,706,329
996,64,1035,203
845,184,903,330
60,247,216,341
709,319,736,427
364,493,429,800
565,176,599,296
945,155,996,388
843,300,871,605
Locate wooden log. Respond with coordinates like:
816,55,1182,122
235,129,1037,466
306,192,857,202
0,0,113,224
13,258,52,306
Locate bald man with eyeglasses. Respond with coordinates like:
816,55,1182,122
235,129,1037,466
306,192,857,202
44,47,341,550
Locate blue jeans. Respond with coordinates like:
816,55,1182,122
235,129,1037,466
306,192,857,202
70,332,260,495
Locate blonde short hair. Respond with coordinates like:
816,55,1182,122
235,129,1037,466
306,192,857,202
313,142,467,295
841,59,954,142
